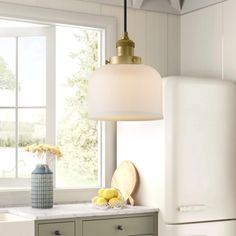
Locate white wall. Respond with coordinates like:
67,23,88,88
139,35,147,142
223,0,236,81
181,0,225,14
0,0,180,77
181,0,236,81
181,4,222,79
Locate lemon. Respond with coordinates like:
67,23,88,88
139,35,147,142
111,188,119,197
108,197,120,207
95,197,107,206
92,196,99,203
102,188,116,200
98,188,105,197
117,192,124,200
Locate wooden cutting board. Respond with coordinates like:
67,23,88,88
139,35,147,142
111,160,139,206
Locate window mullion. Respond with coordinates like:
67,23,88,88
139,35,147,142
15,36,19,179
45,26,56,185
45,26,56,145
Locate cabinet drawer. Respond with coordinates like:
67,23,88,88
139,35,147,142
38,221,75,236
83,216,154,236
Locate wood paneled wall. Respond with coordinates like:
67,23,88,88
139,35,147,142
181,0,236,81
0,0,180,77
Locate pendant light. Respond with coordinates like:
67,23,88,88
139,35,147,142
88,0,163,121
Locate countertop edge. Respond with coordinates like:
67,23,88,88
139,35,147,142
2,203,159,221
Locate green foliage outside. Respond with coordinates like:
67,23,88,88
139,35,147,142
0,56,15,90
0,121,45,147
0,56,16,147
56,30,99,187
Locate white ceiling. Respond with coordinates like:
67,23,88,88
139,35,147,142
83,0,226,14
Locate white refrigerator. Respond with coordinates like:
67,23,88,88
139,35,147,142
117,76,236,235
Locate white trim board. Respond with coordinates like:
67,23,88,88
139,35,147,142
0,2,116,58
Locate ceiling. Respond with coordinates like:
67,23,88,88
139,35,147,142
83,0,225,14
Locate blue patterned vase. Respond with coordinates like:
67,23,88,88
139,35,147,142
31,164,53,209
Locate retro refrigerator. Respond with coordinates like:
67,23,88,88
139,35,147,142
117,76,236,235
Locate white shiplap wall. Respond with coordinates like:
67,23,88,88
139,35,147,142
181,0,236,81
101,4,180,76
223,0,236,81
0,0,180,77
181,4,222,79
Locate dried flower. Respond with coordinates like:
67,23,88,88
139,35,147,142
25,144,63,164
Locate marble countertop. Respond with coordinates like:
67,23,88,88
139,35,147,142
1,203,158,220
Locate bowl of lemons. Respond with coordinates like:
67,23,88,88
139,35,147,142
92,188,126,209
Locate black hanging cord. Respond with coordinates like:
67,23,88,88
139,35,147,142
124,0,127,33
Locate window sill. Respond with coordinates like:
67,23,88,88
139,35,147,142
0,188,99,207
0,187,30,191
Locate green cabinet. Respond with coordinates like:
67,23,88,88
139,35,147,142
35,213,157,236
83,216,154,236
38,221,75,236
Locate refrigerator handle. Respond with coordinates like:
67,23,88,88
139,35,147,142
178,204,206,212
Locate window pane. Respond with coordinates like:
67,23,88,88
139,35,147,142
18,108,46,178
0,109,15,177
0,38,16,106
18,37,46,106
56,26,101,188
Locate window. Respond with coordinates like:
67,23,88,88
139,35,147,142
56,26,102,188
0,22,49,188
0,3,116,205
0,19,103,189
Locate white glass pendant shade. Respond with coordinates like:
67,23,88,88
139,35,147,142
88,64,163,121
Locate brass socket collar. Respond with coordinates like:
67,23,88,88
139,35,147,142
107,32,141,65
116,32,135,48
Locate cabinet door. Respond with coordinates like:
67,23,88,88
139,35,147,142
38,221,75,236
83,216,154,236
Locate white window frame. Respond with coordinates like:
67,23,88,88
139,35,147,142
0,2,117,206
0,26,54,188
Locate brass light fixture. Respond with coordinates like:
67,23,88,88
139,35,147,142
88,0,163,121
